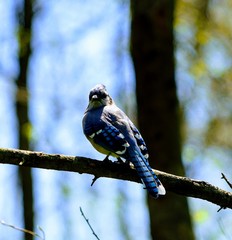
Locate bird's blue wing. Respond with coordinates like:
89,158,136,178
105,108,165,197
84,119,129,156
103,106,149,160
128,121,149,161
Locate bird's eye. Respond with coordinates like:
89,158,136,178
100,92,107,99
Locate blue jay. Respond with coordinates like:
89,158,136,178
82,84,166,198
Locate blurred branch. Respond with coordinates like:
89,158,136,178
0,220,45,240
0,148,231,210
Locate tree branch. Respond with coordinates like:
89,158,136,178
0,148,231,210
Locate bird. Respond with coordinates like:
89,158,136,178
82,84,166,198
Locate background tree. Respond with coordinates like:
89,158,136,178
131,0,194,239
15,0,35,239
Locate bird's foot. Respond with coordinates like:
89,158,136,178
125,159,130,165
103,155,111,162
115,157,124,164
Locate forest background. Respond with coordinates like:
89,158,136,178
0,0,231,239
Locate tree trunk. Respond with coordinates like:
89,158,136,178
15,0,34,239
130,0,195,239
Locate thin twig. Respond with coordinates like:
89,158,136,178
80,207,100,240
0,220,45,240
37,226,46,240
221,173,232,189
217,206,227,212
91,176,99,186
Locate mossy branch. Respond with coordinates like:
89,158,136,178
0,148,231,210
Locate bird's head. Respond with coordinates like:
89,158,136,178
87,84,113,110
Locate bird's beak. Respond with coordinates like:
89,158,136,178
91,95,99,101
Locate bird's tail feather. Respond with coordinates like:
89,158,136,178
129,149,166,198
